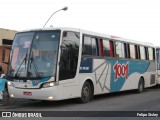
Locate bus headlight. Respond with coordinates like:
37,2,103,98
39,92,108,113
7,81,13,86
42,82,58,88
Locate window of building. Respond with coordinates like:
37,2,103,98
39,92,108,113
115,42,125,58
2,39,13,45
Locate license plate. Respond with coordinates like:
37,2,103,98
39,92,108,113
23,92,32,96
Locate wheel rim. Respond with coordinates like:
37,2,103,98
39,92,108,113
82,86,90,98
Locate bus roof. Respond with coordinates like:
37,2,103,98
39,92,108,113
18,27,154,47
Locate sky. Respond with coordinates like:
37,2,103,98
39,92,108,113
1,0,160,46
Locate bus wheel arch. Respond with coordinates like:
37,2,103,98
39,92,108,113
78,79,94,103
137,76,145,93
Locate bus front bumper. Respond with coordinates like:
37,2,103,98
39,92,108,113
8,86,58,101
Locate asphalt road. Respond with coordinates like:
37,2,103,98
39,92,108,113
1,85,160,120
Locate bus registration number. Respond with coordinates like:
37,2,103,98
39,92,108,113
23,92,32,96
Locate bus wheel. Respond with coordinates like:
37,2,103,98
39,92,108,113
78,81,92,103
138,78,144,93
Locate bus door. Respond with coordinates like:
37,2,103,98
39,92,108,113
58,31,80,98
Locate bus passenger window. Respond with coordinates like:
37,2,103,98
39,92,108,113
103,39,110,57
129,44,136,59
92,37,97,56
124,43,128,58
145,47,149,60
99,39,104,56
82,35,98,56
148,47,154,60
127,44,130,58
82,36,92,55
135,45,140,59
115,42,125,58
140,46,146,60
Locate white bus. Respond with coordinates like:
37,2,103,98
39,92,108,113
6,27,156,103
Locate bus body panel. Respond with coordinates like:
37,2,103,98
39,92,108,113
8,86,59,100
79,57,156,95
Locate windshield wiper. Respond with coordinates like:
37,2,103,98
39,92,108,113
29,52,43,78
15,53,28,78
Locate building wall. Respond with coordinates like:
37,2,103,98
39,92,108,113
0,28,16,45
0,28,17,74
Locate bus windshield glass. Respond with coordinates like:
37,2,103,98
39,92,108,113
8,30,60,79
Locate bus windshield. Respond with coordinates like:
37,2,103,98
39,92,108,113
8,30,60,79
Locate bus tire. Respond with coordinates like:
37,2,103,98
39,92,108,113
78,81,92,103
137,78,144,93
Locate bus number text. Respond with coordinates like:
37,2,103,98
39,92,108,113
113,62,129,80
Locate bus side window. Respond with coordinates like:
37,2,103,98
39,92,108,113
129,44,136,59
153,48,155,60
82,35,98,56
135,45,140,59
82,36,92,55
99,39,104,57
140,46,146,60
138,46,140,59
127,44,130,58
124,43,128,58
103,39,110,57
110,41,114,57
148,47,154,60
92,37,98,56
115,41,125,58
145,47,149,60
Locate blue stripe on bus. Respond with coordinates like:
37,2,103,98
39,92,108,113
32,77,50,86
79,58,150,92
106,59,149,92
79,58,93,73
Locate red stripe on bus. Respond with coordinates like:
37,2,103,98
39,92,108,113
99,40,104,57
110,41,114,57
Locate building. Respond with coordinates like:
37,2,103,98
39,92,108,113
0,28,17,74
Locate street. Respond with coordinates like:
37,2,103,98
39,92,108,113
0,85,160,119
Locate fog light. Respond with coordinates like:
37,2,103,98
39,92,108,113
10,94,14,97
8,81,13,86
48,96,53,100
